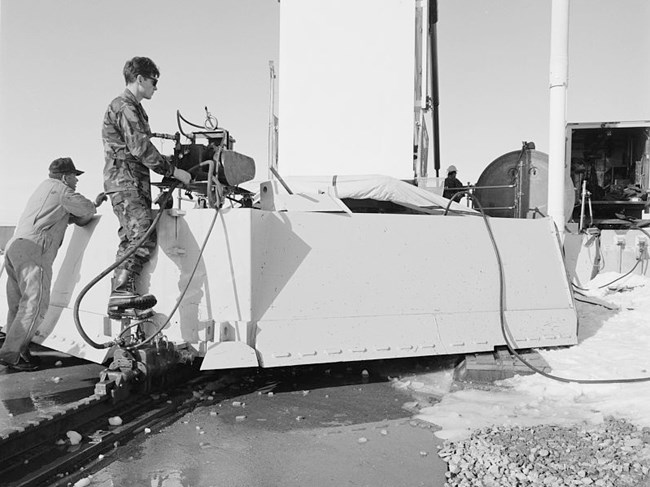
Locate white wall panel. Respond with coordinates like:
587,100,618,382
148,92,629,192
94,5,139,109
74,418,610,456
278,0,415,178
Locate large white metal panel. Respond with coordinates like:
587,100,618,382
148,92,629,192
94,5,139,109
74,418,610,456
0,207,578,369
254,315,443,367
251,214,577,366
278,0,416,178
0,209,258,363
146,209,254,346
33,219,115,364
251,213,574,319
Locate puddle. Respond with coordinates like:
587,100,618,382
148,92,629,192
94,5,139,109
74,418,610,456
0,386,95,430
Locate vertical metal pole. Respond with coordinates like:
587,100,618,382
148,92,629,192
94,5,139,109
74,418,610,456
520,147,532,218
268,60,277,180
548,0,570,240
514,145,532,218
643,131,650,195
429,0,440,178
514,165,521,218
414,0,426,179
579,180,586,231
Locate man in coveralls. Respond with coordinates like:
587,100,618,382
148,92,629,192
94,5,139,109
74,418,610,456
0,158,100,371
102,57,191,319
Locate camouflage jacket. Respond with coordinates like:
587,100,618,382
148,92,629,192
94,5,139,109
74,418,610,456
102,89,173,198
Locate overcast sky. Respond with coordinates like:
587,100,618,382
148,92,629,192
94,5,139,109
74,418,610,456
1,0,648,223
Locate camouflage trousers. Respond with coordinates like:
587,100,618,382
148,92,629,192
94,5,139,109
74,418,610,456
109,189,156,276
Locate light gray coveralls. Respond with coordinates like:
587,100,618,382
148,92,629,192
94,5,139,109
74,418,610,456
0,178,96,365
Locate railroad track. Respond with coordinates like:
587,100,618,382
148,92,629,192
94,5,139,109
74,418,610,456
0,366,206,487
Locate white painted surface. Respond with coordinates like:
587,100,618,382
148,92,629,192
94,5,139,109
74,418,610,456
416,271,650,441
565,228,650,288
250,212,577,366
0,207,577,369
277,0,416,178
547,0,570,239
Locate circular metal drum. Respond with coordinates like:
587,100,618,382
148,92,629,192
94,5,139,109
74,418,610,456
474,150,575,221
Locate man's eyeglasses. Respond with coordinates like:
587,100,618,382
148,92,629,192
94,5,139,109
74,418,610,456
146,76,158,87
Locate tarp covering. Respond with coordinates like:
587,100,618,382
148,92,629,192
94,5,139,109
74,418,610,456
254,175,476,214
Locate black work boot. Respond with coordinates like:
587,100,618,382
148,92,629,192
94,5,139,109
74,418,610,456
0,350,40,372
107,268,157,319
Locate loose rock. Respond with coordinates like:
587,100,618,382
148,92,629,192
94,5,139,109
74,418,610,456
438,418,650,487
108,416,122,426
66,431,82,445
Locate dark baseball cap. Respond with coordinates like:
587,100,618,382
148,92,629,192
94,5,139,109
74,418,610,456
49,157,84,176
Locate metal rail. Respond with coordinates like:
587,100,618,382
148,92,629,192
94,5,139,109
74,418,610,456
449,184,518,213
0,369,204,486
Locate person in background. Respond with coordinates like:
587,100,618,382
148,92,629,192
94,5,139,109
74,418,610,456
443,165,464,200
102,56,192,319
0,158,103,371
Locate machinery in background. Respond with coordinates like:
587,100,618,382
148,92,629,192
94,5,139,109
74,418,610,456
469,121,650,232
473,141,575,222
567,121,650,229
551,121,650,287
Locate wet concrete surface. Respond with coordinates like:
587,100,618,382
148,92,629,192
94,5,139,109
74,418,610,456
89,360,450,487
0,344,105,431
91,416,443,487
0,342,452,485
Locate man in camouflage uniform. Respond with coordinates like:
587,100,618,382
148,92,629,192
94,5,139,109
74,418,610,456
1,158,101,371
102,56,191,319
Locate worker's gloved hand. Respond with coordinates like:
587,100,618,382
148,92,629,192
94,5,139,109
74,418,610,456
94,192,108,207
154,190,174,210
173,167,192,186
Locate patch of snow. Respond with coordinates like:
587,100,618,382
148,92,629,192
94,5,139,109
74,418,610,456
413,272,650,441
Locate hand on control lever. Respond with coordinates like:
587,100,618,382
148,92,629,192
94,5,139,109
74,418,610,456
94,192,108,207
173,167,192,186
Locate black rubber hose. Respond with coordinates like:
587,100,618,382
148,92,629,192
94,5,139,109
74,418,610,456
123,206,219,350
72,185,178,349
452,191,650,384
73,155,224,349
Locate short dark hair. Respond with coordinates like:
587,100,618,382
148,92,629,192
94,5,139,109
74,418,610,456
123,57,160,84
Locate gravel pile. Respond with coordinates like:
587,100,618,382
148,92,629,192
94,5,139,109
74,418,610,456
438,417,650,486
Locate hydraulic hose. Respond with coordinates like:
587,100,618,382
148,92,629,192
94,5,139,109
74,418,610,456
573,226,648,291
73,155,223,350
72,184,179,349
595,225,650,289
447,190,650,384
120,207,219,350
